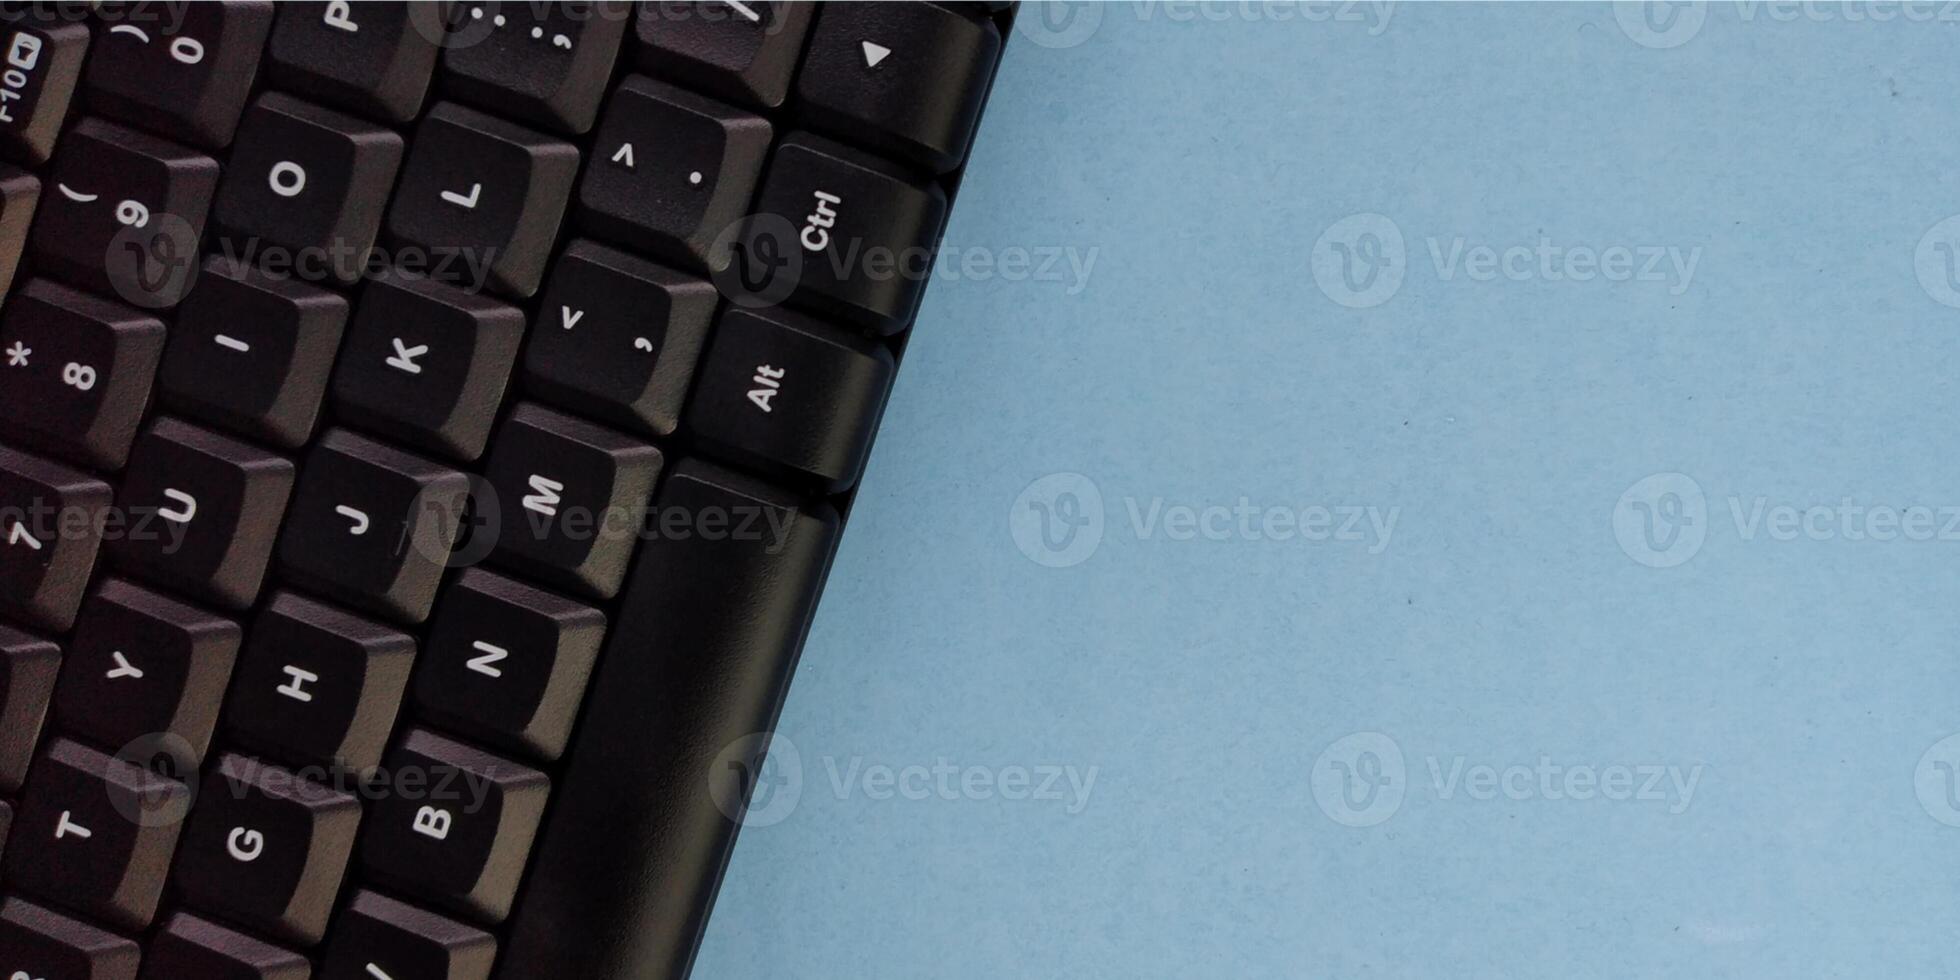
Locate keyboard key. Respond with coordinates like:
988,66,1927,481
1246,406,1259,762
443,0,631,135
0,446,112,633
140,912,311,980
686,305,894,492
84,0,274,148
108,419,296,610
386,102,580,298
0,164,37,297
31,118,216,308
0,279,166,471
332,270,525,462
225,591,416,777
741,132,946,333
577,75,771,271
175,754,362,946
0,897,140,980
480,403,662,600
414,569,605,762
53,579,241,767
796,1,1001,173
635,0,814,109
158,256,350,450
318,890,496,980
523,239,719,437
361,729,549,924
0,624,60,794
267,1,444,124
0,17,88,166
501,460,838,979
278,429,471,624
5,738,188,931
212,92,406,284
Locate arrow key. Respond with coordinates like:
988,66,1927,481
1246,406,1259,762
796,2,1001,173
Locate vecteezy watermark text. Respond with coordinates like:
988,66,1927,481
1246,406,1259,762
1312,732,1706,827
1009,472,1399,568
1015,0,1398,49
1312,213,1703,309
1614,472,1960,568
708,734,1100,827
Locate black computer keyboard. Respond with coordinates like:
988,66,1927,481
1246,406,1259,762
0,2,1012,977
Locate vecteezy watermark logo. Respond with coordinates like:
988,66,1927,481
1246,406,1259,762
1009,472,1400,567
823,757,1099,814
105,210,199,309
708,732,804,828
1313,731,1706,826
1314,214,1701,308
1914,214,1960,308
109,732,199,828
708,733,1099,825
1010,472,1107,568
1312,732,1406,827
1614,0,1707,48
1614,472,1708,568
1016,0,1106,47
1312,213,1405,309
1616,472,1960,568
1915,733,1960,827
710,213,804,310
1015,0,1395,46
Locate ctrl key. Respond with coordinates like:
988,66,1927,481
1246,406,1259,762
0,896,141,980
319,890,497,980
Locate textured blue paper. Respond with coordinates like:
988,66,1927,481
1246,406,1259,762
695,4,1960,977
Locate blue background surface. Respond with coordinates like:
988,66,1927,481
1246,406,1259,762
696,4,1960,976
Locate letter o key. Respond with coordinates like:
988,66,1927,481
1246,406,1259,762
269,161,306,198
